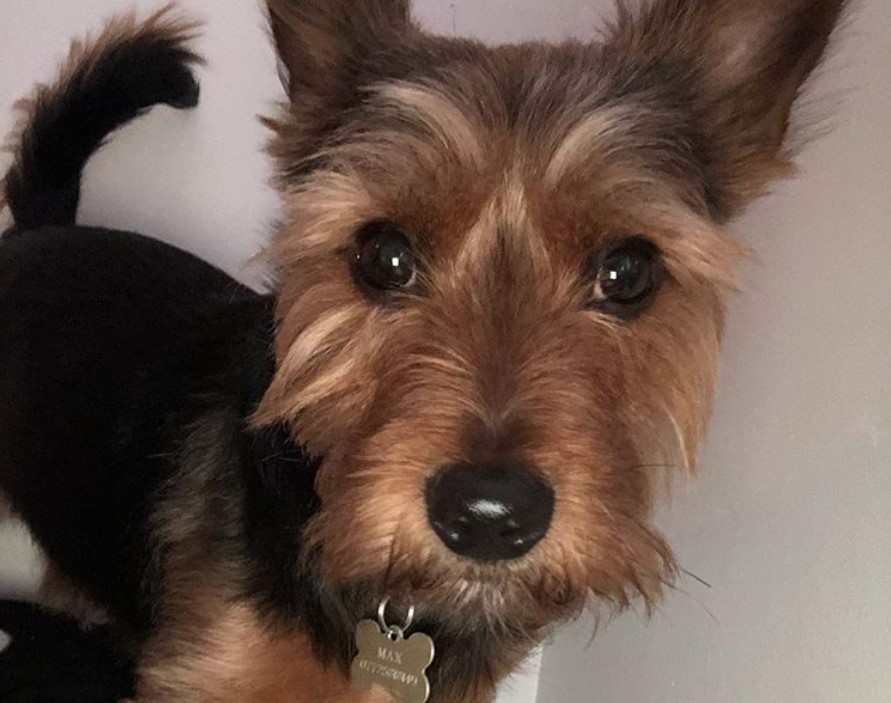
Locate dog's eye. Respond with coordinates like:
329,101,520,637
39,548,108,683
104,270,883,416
586,237,662,318
353,221,417,296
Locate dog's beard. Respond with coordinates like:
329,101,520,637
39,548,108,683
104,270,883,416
304,514,668,642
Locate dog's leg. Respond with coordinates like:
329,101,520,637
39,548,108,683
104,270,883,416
0,494,106,623
38,558,108,626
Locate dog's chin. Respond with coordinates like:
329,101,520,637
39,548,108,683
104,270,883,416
335,560,588,638
421,578,582,633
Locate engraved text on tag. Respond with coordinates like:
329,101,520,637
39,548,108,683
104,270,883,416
351,619,435,703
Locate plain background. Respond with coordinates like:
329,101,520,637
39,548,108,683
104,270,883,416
0,1,888,702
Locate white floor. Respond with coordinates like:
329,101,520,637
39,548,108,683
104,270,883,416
0,522,41,600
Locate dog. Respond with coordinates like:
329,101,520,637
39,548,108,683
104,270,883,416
0,1,849,701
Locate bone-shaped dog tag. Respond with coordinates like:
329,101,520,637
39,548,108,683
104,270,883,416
351,618,435,703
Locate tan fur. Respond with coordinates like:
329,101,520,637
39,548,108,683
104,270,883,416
253,2,845,698
376,82,486,170
544,104,644,185
136,598,390,703
256,55,748,622
136,605,498,703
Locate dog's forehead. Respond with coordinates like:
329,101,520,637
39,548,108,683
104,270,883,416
309,54,706,262
277,39,741,288
338,43,710,222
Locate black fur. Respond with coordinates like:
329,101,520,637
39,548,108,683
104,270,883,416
0,600,134,703
0,225,276,632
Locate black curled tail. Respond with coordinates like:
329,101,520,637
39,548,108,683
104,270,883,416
1,4,203,233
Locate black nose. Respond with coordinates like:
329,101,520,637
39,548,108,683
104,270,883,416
425,463,555,562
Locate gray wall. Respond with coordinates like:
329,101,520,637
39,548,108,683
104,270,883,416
538,0,891,701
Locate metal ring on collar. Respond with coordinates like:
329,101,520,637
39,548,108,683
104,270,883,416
377,597,415,634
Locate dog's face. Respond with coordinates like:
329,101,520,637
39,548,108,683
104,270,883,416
256,0,845,633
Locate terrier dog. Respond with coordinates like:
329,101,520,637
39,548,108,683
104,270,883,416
0,1,848,702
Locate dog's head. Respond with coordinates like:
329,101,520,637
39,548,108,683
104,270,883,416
256,0,845,636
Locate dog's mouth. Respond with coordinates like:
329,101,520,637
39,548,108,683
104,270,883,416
342,552,589,638
338,579,568,654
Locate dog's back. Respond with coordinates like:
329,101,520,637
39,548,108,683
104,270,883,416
0,8,272,630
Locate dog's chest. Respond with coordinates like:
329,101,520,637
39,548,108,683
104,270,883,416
137,601,403,703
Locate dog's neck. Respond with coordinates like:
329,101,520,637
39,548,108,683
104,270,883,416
239,426,535,702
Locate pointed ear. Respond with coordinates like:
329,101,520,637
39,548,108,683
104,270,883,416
607,0,850,217
267,0,414,106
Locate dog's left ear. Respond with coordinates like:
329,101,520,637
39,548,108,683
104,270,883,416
607,0,850,218
267,0,415,127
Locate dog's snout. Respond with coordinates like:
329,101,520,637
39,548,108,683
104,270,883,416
425,463,554,562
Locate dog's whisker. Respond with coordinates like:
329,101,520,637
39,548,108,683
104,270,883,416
627,462,680,472
680,568,713,590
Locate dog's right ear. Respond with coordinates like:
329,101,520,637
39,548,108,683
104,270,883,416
605,0,849,218
267,0,414,112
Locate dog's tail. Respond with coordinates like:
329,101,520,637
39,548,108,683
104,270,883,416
1,5,203,233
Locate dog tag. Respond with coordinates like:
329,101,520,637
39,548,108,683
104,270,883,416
351,601,435,703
